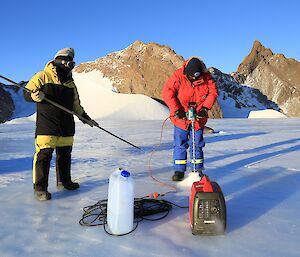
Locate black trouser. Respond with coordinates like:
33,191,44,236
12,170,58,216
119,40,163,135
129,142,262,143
34,148,53,191
34,146,72,191
56,146,72,186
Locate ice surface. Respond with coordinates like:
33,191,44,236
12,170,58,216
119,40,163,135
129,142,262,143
1,118,300,257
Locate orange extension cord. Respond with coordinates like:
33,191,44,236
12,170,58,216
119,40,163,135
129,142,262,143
147,116,177,198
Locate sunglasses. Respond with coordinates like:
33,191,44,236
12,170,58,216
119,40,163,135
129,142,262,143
60,60,75,69
187,71,201,81
55,58,75,70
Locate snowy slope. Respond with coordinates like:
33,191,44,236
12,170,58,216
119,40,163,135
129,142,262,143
2,86,35,120
4,70,169,122
248,109,287,118
72,70,169,120
0,117,300,257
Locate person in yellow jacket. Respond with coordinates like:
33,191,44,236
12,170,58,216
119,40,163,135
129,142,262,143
24,48,97,201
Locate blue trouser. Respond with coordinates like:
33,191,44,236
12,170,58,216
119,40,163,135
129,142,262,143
173,125,205,172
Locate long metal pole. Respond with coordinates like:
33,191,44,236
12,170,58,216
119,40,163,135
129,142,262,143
0,74,141,150
191,120,196,172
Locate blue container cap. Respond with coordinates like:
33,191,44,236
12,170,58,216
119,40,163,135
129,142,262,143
121,170,130,177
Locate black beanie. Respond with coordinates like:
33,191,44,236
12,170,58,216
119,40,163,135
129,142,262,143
185,58,205,78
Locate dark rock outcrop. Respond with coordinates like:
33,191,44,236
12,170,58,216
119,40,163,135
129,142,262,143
0,83,15,123
210,67,279,117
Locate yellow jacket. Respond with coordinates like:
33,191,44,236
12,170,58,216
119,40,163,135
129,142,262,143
24,61,87,136
25,61,85,116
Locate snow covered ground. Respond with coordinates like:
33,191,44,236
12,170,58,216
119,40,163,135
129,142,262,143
1,117,300,257
1,70,299,256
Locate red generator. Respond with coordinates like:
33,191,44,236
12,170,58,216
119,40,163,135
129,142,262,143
189,175,226,235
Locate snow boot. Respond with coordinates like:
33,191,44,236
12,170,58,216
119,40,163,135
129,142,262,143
196,170,204,178
57,181,80,190
34,190,51,201
55,146,79,190
172,171,185,181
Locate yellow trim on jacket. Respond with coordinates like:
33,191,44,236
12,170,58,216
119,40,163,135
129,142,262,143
25,61,85,116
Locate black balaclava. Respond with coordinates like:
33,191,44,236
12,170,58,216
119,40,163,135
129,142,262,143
54,56,75,83
184,58,205,81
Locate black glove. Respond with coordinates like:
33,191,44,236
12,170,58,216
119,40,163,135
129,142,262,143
88,119,99,127
196,107,209,118
175,109,186,119
80,112,99,127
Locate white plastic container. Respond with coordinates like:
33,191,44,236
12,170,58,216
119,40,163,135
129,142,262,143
107,168,134,235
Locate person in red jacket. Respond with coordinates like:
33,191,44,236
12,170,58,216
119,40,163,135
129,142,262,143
162,57,218,181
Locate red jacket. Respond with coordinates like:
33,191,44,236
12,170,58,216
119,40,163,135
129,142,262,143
162,59,218,131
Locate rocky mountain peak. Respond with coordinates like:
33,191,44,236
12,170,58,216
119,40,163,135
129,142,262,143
75,40,184,99
233,40,300,117
236,40,273,80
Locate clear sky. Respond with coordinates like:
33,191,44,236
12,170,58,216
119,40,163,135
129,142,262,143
1,0,299,82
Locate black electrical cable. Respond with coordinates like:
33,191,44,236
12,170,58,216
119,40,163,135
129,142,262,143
79,197,188,236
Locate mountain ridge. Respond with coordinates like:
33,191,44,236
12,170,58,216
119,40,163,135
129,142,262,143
1,40,298,122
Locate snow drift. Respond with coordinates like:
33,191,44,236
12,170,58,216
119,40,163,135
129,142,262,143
248,109,287,118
